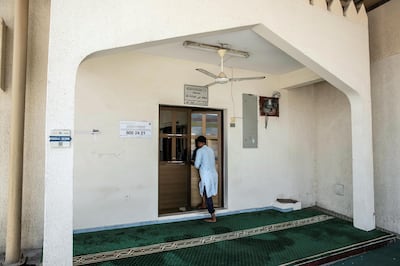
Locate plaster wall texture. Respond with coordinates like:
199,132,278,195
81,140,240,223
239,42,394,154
369,0,400,234
369,0,400,63
0,0,13,254
371,53,400,234
45,1,373,263
286,82,353,218
279,67,323,90
314,82,353,217
74,51,317,230
286,86,317,206
0,0,49,253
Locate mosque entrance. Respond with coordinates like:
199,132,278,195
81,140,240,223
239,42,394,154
159,106,223,215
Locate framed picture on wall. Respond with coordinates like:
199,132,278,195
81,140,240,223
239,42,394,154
259,96,279,117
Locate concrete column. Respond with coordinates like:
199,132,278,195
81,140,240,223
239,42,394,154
5,0,29,264
350,97,376,231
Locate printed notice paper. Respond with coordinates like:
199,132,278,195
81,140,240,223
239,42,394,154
120,121,152,138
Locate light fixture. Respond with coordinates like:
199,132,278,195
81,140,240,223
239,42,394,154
183,40,250,58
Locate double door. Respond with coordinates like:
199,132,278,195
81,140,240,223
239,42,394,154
159,106,223,215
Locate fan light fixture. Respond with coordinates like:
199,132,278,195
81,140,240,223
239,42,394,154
183,40,250,58
194,46,265,87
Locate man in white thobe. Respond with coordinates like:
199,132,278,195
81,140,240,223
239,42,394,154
194,136,218,222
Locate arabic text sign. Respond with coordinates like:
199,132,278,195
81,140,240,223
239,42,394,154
184,84,208,106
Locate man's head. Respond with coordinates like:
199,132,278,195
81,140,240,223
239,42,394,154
196,136,207,146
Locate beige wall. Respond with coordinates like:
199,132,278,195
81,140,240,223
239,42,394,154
369,0,400,234
314,82,353,217
287,85,317,206
74,51,318,230
0,0,49,253
369,1,400,63
0,0,13,253
1,0,395,261
45,2,375,262
286,82,353,219
1,0,394,257
74,51,355,232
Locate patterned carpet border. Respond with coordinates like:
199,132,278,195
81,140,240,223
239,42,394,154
280,234,397,266
73,214,333,265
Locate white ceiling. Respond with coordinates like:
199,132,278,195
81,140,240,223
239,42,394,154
136,29,304,75
96,1,388,75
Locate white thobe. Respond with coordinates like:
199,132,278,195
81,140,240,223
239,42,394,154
194,145,218,197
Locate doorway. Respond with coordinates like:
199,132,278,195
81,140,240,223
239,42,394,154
159,106,223,215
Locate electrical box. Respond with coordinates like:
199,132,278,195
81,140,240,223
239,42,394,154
243,94,258,148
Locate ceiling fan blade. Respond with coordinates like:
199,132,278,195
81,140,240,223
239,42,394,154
206,81,218,87
229,76,266,82
196,68,218,79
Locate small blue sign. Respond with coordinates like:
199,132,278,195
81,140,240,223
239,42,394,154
49,136,72,142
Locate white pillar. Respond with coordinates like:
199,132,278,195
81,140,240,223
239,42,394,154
42,60,77,266
350,96,375,231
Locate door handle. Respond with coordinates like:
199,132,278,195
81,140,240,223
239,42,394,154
167,161,186,165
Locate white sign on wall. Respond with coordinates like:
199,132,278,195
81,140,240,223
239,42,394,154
120,121,152,138
184,84,208,106
49,129,72,148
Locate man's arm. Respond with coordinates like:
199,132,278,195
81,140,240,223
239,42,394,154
194,148,202,169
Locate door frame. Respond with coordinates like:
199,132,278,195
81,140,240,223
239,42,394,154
158,105,224,215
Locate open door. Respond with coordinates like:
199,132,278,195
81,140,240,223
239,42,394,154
190,111,223,209
159,106,223,215
159,107,190,214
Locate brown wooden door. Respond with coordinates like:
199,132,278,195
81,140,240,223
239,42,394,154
190,111,223,208
159,107,190,214
159,106,223,215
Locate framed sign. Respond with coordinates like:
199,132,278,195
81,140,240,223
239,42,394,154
184,84,208,106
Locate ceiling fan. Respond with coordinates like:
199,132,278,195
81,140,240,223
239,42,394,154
195,48,266,87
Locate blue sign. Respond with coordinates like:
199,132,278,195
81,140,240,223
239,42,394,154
49,136,72,142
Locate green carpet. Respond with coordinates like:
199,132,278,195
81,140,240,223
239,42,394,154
332,239,400,266
73,208,389,265
74,208,323,256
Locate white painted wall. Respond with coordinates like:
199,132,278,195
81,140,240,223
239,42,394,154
74,51,318,230
286,82,353,218
0,0,49,253
371,53,400,234
74,51,355,231
369,0,400,234
286,86,316,206
0,0,13,253
0,0,391,263
44,1,374,263
314,82,353,217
